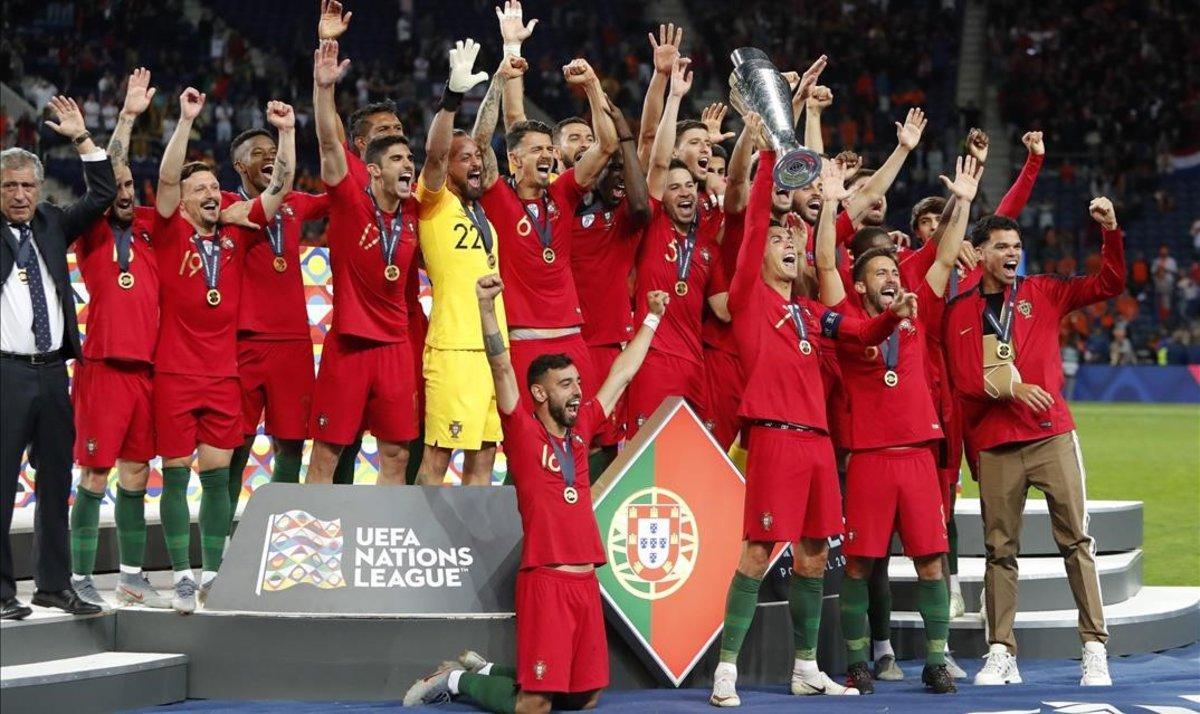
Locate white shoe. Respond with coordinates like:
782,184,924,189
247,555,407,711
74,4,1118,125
1080,642,1112,686
973,644,1021,685
945,652,968,679
457,650,489,673
792,670,860,696
709,668,740,707
950,589,966,619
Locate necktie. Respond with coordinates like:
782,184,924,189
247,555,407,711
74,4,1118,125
15,224,53,352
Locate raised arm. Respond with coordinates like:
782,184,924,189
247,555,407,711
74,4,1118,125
596,290,668,416
316,0,353,146
815,160,850,307
258,102,296,216
729,131,772,310
423,39,490,193
474,56,527,191
1051,198,1126,313
107,68,155,170
844,107,926,220
477,275,520,415
313,39,350,186
43,96,116,235
564,59,618,188
156,88,204,218
647,57,691,200
638,24,682,169
925,155,982,296
803,85,832,155
996,131,1045,219
495,0,537,132
605,98,651,228
722,119,757,215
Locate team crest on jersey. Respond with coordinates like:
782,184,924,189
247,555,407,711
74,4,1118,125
847,528,856,542
546,200,560,220
899,318,916,334
281,204,295,218
603,211,612,225
86,438,97,456
761,512,773,531
317,414,329,430
221,237,235,250
700,247,711,263
703,419,715,432
527,204,540,219
581,213,596,229
449,421,462,439
1018,299,1033,318
534,660,547,680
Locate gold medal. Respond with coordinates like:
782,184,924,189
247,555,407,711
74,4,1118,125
384,264,401,281
563,486,579,504
799,339,812,355
883,369,899,387
996,342,1013,360
118,272,135,289
17,268,28,284
674,280,689,297
487,253,496,269
542,247,556,264
273,256,287,273
206,288,222,307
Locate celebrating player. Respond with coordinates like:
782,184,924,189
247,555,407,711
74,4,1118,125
153,88,296,611
308,39,420,485
403,276,668,711
68,68,170,610
945,200,1124,687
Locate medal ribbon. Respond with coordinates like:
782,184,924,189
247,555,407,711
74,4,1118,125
983,276,1022,343
365,186,402,268
464,200,494,257
239,187,284,257
675,222,698,286
785,303,809,348
112,222,133,273
192,234,222,291
880,327,901,371
541,422,576,490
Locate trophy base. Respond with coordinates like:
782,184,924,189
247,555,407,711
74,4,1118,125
774,148,823,190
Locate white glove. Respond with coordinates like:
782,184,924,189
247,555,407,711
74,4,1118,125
448,39,488,93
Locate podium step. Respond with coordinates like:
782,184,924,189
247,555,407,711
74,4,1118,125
887,550,1143,613
0,651,187,713
0,610,114,666
944,499,1143,557
890,586,1200,659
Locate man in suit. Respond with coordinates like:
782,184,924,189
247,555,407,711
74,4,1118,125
1,95,117,619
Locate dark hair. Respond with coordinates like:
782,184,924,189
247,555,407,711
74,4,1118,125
552,117,590,145
910,196,946,232
970,214,1021,247
667,158,692,174
849,226,892,258
527,353,574,391
364,134,410,167
229,128,274,162
852,246,899,282
710,144,729,161
674,120,707,146
505,120,554,152
348,101,400,141
180,161,215,182
846,167,875,188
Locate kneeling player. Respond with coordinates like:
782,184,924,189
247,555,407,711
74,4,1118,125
814,156,981,694
403,275,668,712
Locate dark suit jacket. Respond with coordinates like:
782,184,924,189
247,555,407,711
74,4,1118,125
1,156,116,359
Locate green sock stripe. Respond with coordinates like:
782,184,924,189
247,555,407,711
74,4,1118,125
458,672,517,714
917,579,950,665
115,486,148,568
790,576,825,660
160,467,193,571
271,452,302,484
198,468,232,572
719,571,762,663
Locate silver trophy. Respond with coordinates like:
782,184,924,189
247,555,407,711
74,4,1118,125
729,47,822,189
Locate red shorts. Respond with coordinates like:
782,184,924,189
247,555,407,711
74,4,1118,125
237,338,315,440
743,425,842,542
73,359,155,467
154,372,243,457
509,333,597,413
310,333,418,445
843,447,948,558
516,567,608,694
626,350,708,434
703,347,743,452
588,344,625,446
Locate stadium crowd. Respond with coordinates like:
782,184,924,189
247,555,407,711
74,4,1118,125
0,0,1165,708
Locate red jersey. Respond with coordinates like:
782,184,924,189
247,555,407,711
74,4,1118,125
220,189,330,340
500,400,607,570
701,208,746,356
731,152,900,430
837,234,936,300
153,201,267,377
76,207,159,363
634,199,728,365
345,141,369,187
697,191,724,243
996,152,1044,220
481,169,588,329
569,193,637,346
834,278,944,451
942,228,1125,451
324,170,419,343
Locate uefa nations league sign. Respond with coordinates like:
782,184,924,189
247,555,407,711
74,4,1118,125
206,484,524,614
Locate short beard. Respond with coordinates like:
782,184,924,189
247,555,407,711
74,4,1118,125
548,400,576,429
451,176,483,201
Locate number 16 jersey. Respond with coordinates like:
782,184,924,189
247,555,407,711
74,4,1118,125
416,177,507,350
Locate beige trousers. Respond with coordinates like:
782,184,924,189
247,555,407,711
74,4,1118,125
978,431,1109,655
